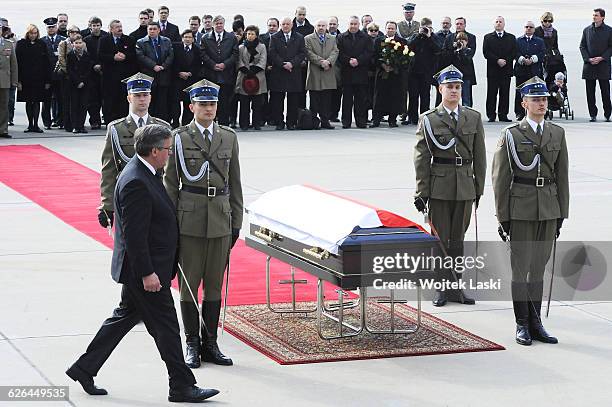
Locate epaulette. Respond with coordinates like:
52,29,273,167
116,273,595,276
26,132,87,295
503,122,520,131
152,117,171,129
462,106,481,116
107,117,126,127
547,121,563,129
422,108,437,117
218,124,237,135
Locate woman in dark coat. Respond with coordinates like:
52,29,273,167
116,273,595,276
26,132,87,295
16,24,51,132
535,12,565,86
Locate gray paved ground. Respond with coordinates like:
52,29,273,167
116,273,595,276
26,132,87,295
2,2,612,406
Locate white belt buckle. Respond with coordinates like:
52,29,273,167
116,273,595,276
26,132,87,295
536,177,545,187
207,186,217,197
455,156,463,167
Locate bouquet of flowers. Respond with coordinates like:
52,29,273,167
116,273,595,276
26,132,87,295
379,37,415,79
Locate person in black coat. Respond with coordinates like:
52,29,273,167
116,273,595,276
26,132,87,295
40,18,65,129
66,35,93,133
292,7,314,109
482,16,517,122
513,21,545,119
171,30,202,127
129,11,150,42
259,18,280,126
158,6,181,43
66,125,219,403
579,8,612,121
440,18,477,107
200,16,238,126
83,17,106,129
267,18,306,130
99,20,138,123
16,24,52,132
336,16,373,129
406,18,441,124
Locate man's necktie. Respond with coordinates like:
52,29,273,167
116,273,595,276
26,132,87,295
285,33,290,42
152,38,159,60
204,128,211,150
450,111,458,129
185,45,190,53
138,117,145,128
217,34,222,46
162,23,166,32
498,33,502,38
319,34,325,44
536,123,542,136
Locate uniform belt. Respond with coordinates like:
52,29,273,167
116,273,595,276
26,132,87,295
180,184,230,197
432,157,473,166
513,176,555,187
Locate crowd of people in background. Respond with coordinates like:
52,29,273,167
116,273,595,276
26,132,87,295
0,4,611,138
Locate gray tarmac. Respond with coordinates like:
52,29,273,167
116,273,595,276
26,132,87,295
2,1,612,406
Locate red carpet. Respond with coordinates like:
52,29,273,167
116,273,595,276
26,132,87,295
0,145,343,305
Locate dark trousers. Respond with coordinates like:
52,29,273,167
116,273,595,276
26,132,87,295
42,79,62,127
261,91,272,125
8,86,16,123
216,84,234,126
342,84,368,127
150,85,170,122
102,80,128,124
25,102,41,129
309,89,332,122
239,93,264,129
585,78,612,118
408,72,432,123
229,92,239,125
70,86,89,131
270,91,300,126
330,87,342,120
87,74,103,126
486,76,511,120
0,89,8,134
298,66,308,109
61,76,73,131
514,75,531,118
461,80,473,107
74,284,196,391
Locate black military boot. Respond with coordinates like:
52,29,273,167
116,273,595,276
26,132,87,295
180,301,201,368
512,282,532,346
528,282,558,344
432,289,447,307
201,300,233,366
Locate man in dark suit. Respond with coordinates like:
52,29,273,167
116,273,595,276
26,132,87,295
268,17,306,130
200,15,238,126
513,21,545,120
80,16,107,38
84,17,107,129
482,16,517,122
129,11,150,42
188,16,204,46
158,6,181,43
171,30,202,127
259,18,279,126
99,20,138,123
292,7,314,109
41,17,65,129
66,124,219,403
336,16,373,129
136,22,174,122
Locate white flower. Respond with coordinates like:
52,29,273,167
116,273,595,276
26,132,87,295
409,51,415,57
394,43,400,50
385,37,392,43
403,48,409,55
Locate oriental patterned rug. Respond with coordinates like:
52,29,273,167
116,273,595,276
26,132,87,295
223,299,504,364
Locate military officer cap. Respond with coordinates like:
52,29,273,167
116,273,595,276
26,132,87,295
403,2,416,11
183,79,220,102
43,17,58,27
121,73,154,94
434,64,463,84
518,76,550,97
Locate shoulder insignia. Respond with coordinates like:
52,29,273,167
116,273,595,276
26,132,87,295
152,117,171,129
462,106,481,116
503,122,520,132
108,117,126,127
218,124,237,135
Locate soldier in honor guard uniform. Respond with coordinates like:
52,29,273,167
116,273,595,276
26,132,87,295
98,73,171,229
163,79,243,369
413,65,486,307
492,77,569,346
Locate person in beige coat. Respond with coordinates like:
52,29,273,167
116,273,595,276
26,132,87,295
0,34,18,137
235,25,267,131
492,76,569,346
305,20,338,129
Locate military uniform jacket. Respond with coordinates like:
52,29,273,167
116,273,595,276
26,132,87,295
414,104,487,201
492,119,569,222
99,115,171,211
163,122,243,239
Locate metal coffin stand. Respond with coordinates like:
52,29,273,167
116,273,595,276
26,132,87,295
246,234,437,340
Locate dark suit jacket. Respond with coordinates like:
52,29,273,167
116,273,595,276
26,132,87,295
41,35,65,76
579,23,612,80
67,50,94,87
172,43,202,97
292,18,314,37
514,35,545,78
159,21,181,43
129,26,148,42
268,30,306,92
111,157,178,286
336,30,373,85
482,31,517,78
200,30,238,85
84,33,107,65
136,35,175,86
98,34,138,85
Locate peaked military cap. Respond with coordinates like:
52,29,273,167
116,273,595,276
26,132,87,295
403,3,416,11
518,76,550,97
43,17,58,27
184,79,220,102
434,64,463,84
122,73,154,94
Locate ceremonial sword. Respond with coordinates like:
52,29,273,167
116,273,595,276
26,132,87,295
545,236,557,318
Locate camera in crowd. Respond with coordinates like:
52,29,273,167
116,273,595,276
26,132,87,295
419,26,431,37
453,32,468,50
1,26,14,39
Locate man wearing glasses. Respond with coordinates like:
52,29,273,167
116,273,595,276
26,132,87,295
98,73,171,230
513,21,545,120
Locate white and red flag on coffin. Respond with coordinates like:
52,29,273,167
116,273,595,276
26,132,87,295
247,184,426,255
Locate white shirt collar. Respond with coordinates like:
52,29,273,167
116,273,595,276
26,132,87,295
130,112,149,126
496,31,504,36
136,154,156,175
194,120,214,141
443,104,460,118
526,116,544,134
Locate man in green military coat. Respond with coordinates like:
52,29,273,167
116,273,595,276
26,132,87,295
164,79,243,368
98,73,171,228
413,64,487,307
492,76,569,346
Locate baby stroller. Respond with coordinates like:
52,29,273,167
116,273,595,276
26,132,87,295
546,72,574,121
